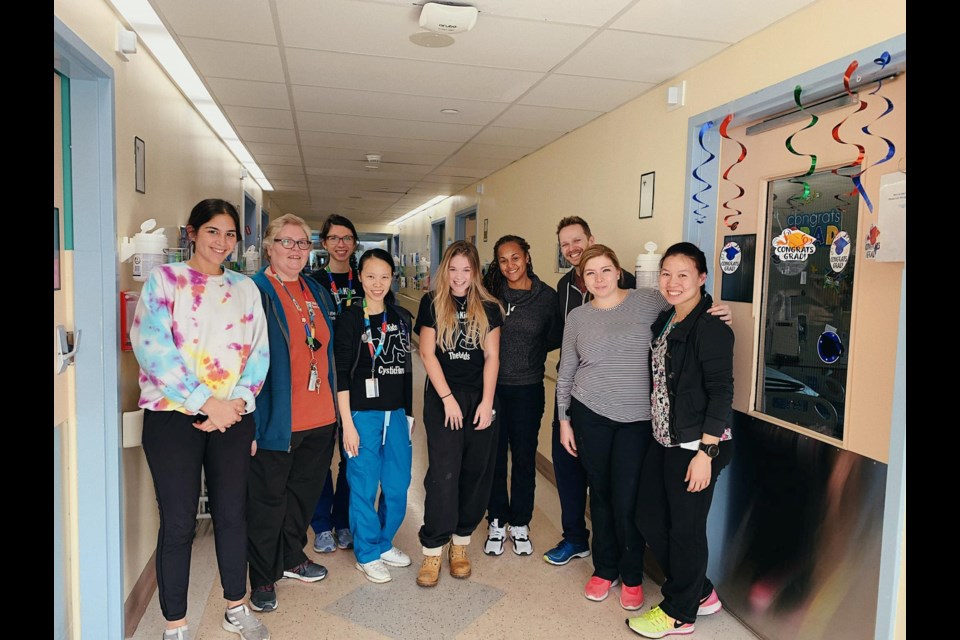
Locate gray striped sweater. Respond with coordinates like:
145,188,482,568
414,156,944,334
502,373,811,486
556,287,669,423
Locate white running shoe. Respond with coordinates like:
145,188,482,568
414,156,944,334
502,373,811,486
355,559,392,584
484,519,506,556
509,524,533,556
380,546,412,567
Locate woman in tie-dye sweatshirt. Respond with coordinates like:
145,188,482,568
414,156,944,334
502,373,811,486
131,199,271,640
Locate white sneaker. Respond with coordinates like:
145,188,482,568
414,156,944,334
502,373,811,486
509,525,533,556
355,559,392,584
222,604,269,640
484,519,506,556
380,546,411,567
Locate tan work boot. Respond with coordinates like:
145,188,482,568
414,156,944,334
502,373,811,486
449,543,472,579
416,555,442,587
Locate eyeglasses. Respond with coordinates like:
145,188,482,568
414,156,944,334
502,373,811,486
275,238,312,250
325,234,356,245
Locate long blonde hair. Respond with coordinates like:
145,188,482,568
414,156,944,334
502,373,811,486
431,241,502,352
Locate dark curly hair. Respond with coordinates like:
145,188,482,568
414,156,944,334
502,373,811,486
482,235,535,300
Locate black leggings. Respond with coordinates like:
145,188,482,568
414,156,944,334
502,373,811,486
142,409,254,621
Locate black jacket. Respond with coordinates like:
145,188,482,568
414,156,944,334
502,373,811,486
650,293,734,445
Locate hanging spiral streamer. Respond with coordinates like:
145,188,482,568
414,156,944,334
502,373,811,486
854,51,897,213
785,85,819,211
691,121,716,225
718,114,747,230
831,60,870,207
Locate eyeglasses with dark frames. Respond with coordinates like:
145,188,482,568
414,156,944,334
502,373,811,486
275,238,312,250
325,234,356,245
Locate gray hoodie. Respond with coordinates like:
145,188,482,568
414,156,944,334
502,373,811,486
498,275,563,386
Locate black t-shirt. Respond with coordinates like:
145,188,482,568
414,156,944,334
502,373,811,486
414,292,503,390
335,305,411,413
310,269,364,319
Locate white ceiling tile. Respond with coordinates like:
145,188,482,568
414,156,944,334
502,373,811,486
285,50,543,102
292,85,506,126
471,126,565,147
298,112,481,142
431,165,492,179
303,146,448,166
255,154,302,166
612,0,816,43
367,0,636,26
180,37,284,83
557,31,728,83
419,174,478,185
441,154,514,172
207,78,290,109
457,143,537,160
300,131,463,155
278,0,593,72
520,75,655,111
224,105,294,129
246,141,300,157
152,0,277,45
492,105,603,131
261,165,306,178
236,126,298,144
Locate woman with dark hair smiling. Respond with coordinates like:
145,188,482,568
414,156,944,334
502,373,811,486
480,235,562,557
131,198,270,640
335,248,415,584
626,242,734,638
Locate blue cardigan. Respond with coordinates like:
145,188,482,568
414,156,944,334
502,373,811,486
251,269,338,452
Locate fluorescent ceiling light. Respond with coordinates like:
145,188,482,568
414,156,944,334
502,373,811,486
107,0,273,192
390,196,448,226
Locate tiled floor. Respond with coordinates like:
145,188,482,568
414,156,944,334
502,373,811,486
133,353,758,639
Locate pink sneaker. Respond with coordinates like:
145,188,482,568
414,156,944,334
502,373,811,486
620,584,645,610
698,588,723,616
584,575,621,601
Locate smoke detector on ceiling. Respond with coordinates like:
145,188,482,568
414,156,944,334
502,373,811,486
419,2,478,34
365,153,382,169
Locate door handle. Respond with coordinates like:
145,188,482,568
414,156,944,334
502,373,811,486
55,325,81,375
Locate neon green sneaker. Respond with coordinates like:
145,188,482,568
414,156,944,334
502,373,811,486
625,606,695,638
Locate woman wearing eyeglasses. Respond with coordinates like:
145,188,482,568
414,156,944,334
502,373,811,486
309,214,362,553
246,214,338,614
132,199,270,640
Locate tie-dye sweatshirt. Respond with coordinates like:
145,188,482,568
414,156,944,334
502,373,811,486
131,262,270,415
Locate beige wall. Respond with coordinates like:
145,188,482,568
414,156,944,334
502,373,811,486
397,0,906,465
55,0,271,602
720,75,905,462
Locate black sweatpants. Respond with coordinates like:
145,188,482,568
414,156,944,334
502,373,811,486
247,424,336,589
570,398,651,587
419,384,500,549
141,409,254,621
636,441,733,624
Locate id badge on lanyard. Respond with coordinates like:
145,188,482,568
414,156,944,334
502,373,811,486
365,377,380,399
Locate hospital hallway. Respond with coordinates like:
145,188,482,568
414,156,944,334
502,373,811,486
130,350,757,640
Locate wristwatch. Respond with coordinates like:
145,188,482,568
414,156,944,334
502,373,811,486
699,442,720,458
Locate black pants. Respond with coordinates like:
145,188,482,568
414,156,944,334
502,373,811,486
551,400,590,546
570,398,651,587
637,441,733,624
310,430,351,533
419,384,500,549
141,409,254,621
247,424,336,589
486,381,545,527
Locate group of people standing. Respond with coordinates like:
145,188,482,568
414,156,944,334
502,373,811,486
131,200,736,640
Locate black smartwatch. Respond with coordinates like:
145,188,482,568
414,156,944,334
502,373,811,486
699,442,720,458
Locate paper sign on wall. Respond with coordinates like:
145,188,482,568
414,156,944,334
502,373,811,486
830,231,852,273
874,173,906,262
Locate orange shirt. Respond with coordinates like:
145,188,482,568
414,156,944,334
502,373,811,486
269,276,336,431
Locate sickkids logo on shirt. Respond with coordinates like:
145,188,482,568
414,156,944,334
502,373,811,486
772,228,817,261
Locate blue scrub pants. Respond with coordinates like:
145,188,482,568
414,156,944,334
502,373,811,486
346,408,413,564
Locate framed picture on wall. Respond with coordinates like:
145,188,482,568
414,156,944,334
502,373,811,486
135,136,146,194
639,171,655,219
